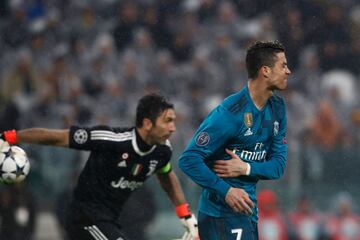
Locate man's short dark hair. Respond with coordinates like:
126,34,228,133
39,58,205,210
136,93,174,127
246,40,285,79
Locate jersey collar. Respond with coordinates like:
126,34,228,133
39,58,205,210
132,129,156,156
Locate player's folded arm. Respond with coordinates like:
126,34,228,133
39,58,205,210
178,105,238,198
248,118,287,180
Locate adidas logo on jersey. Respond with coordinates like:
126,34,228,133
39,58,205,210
244,128,253,136
118,160,127,167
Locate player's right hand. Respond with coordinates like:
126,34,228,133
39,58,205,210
225,187,254,215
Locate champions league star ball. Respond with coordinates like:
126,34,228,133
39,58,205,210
0,140,30,184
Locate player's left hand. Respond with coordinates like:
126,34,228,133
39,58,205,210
180,214,200,240
214,149,248,177
0,138,10,152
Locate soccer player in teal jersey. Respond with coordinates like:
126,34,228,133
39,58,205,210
179,40,291,240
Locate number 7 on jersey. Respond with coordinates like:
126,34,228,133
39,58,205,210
231,229,243,240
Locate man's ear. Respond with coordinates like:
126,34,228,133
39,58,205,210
142,118,153,131
260,66,271,78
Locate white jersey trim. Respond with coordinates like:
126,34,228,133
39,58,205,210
132,129,156,156
165,139,172,150
84,225,108,240
90,130,133,142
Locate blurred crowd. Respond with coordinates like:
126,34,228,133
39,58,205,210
256,189,360,240
0,0,359,239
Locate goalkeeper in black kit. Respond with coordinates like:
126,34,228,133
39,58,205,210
1,94,199,240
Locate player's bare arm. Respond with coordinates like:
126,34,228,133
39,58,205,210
16,128,69,147
156,170,187,205
157,171,199,239
214,149,249,177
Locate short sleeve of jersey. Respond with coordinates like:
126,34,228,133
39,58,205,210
69,125,119,151
157,162,172,174
156,142,173,174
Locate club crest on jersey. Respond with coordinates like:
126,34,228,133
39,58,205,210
74,129,88,144
131,164,143,176
146,160,158,176
273,121,279,136
244,113,253,128
196,132,210,146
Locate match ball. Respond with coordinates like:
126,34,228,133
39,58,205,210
0,140,30,184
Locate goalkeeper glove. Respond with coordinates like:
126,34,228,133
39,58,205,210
176,203,199,240
1,130,18,145
0,136,10,153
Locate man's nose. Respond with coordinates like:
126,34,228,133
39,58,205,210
169,123,176,132
286,67,291,75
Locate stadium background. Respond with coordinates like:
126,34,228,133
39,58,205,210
0,0,359,239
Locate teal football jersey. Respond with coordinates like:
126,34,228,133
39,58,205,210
179,86,287,222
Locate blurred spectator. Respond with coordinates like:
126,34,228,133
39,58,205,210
290,46,322,102
228,50,247,92
316,5,349,71
150,50,185,98
258,189,289,240
26,0,46,21
69,4,105,49
113,1,139,52
126,27,156,73
1,48,42,108
209,31,237,95
169,29,193,63
347,6,360,75
288,194,324,240
65,36,91,74
118,50,149,96
321,70,358,113
0,183,36,240
142,4,172,49
0,0,10,18
44,52,83,103
205,1,244,42
1,3,28,49
29,31,53,71
324,192,360,240
278,7,305,69
197,0,217,23
350,108,360,144
182,46,224,96
95,80,129,126
307,101,346,149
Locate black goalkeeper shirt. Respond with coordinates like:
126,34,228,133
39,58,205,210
68,125,172,221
